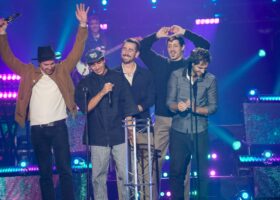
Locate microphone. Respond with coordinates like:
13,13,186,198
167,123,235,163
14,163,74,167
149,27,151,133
108,92,112,106
4,13,20,24
82,87,88,93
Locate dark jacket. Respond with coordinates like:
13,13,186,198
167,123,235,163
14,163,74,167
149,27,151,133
114,65,155,120
75,69,138,146
139,30,210,117
0,27,88,127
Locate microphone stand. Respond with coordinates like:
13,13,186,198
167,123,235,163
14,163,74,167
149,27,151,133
188,69,200,200
83,87,91,200
193,80,200,200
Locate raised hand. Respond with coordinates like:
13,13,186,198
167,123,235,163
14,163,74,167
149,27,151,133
75,3,90,25
170,25,185,37
156,27,170,39
0,18,8,34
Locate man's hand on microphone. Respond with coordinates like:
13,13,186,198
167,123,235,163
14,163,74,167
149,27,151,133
0,19,8,35
100,82,114,96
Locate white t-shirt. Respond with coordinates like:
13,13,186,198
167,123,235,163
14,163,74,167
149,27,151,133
29,74,67,126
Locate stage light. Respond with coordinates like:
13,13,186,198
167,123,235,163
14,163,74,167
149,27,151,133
209,169,216,176
19,160,28,168
55,51,62,60
72,157,86,166
211,153,217,159
165,155,170,160
232,141,241,151
150,0,157,8
258,49,266,57
235,190,251,200
259,95,280,102
160,192,165,197
241,191,249,199
163,172,168,177
247,89,260,102
100,23,108,30
248,89,258,96
0,92,18,99
166,191,171,197
191,190,198,196
262,150,273,158
193,171,198,177
195,18,220,25
101,0,108,6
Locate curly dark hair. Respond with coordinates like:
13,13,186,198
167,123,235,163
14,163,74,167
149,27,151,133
189,47,211,65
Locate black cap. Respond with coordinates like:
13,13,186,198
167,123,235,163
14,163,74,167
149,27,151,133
85,49,104,65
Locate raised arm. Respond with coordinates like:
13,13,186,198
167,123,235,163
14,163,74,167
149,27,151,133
171,25,210,49
139,27,170,73
0,18,29,75
62,3,89,73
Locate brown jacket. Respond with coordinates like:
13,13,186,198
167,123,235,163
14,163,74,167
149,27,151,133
0,26,88,127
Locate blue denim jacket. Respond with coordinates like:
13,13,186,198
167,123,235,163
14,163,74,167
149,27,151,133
166,67,218,134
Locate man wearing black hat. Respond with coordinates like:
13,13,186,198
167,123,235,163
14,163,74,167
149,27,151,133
75,49,138,200
0,4,89,200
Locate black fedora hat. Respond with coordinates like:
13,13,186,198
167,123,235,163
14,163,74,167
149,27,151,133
33,46,56,62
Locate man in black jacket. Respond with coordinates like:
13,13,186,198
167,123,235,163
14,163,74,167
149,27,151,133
75,49,138,200
115,38,155,199
139,25,210,199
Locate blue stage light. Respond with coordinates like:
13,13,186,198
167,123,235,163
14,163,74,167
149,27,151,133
19,160,28,168
163,172,168,177
232,141,241,151
258,49,266,57
262,150,273,158
101,0,108,6
248,89,257,96
241,191,249,199
55,51,62,60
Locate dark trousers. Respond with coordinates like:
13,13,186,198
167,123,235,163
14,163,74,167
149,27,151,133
31,121,74,200
169,129,209,200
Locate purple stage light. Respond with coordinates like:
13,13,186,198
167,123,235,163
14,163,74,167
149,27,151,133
0,74,21,81
100,24,108,30
209,169,216,176
0,92,18,99
211,153,218,159
195,18,220,25
166,191,171,197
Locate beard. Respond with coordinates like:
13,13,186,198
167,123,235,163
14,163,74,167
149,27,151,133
121,55,134,64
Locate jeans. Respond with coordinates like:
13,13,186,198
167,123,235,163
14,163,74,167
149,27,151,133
31,121,74,200
169,129,209,200
90,143,126,200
